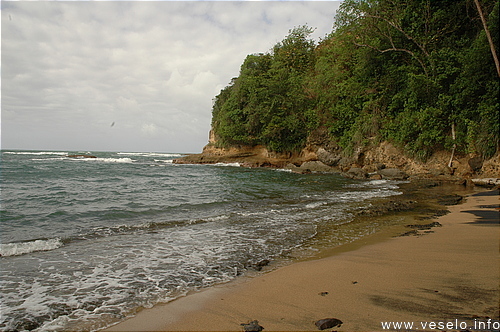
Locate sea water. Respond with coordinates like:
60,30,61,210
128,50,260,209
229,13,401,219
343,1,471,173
0,150,402,331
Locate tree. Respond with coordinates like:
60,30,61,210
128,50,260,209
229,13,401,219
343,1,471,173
474,0,500,76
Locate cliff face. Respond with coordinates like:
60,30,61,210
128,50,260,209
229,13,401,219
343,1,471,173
174,128,500,181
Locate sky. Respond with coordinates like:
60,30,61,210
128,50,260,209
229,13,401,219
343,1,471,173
1,1,341,153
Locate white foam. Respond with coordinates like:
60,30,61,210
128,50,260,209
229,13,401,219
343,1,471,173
305,201,327,209
31,157,67,161
214,162,241,167
3,151,68,155
0,238,64,257
117,152,183,158
273,168,293,173
70,157,134,163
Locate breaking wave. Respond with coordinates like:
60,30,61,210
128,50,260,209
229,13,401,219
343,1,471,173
0,238,64,257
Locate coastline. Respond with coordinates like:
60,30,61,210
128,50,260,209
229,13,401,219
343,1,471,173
105,188,499,331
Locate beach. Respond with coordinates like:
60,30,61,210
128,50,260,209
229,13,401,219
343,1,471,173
105,188,499,331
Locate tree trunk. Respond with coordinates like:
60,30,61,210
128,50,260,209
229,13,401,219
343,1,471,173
448,122,456,168
474,0,500,77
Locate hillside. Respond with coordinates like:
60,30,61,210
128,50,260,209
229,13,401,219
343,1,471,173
176,0,499,180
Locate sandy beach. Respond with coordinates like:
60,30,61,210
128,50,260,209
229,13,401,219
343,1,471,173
106,189,499,331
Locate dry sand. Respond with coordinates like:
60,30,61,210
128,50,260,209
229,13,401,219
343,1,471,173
105,189,499,331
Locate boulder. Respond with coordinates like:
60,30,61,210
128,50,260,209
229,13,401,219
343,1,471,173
241,320,264,332
316,148,342,166
300,161,335,173
468,157,483,172
286,161,335,173
378,168,409,180
345,167,368,179
315,318,343,330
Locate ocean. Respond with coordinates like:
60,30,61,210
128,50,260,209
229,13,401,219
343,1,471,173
0,150,404,331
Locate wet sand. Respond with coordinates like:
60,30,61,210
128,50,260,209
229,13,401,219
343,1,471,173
106,189,499,331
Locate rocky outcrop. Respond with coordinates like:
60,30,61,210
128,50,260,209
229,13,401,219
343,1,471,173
174,129,499,185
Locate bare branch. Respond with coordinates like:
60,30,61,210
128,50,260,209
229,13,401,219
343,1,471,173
353,41,429,76
363,13,430,57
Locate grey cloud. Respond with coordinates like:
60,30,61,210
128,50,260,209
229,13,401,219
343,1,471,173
1,1,341,152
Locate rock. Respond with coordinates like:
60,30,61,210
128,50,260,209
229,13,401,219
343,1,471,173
301,161,335,173
437,194,463,206
398,229,420,237
345,167,368,179
471,178,500,187
67,154,97,158
286,161,335,173
378,168,409,180
468,157,483,172
241,320,264,332
317,148,342,166
315,318,343,330
355,200,416,216
250,259,270,271
406,221,442,229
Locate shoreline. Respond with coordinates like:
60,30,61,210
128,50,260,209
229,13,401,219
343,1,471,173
105,188,499,331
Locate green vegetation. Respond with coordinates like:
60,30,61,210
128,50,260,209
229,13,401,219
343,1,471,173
211,0,499,160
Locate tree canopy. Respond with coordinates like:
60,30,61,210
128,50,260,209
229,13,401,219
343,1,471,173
210,0,499,159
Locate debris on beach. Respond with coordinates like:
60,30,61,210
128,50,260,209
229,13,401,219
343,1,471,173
241,320,264,332
318,291,329,296
315,318,343,330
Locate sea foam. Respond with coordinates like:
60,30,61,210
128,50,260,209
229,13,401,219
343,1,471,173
0,238,64,257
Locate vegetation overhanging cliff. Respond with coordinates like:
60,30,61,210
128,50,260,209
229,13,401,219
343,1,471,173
175,0,499,181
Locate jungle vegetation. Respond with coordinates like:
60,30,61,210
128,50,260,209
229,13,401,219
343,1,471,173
211,0,499,161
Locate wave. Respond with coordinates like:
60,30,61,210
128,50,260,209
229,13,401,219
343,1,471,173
0,217,219,257
117,152,183,158
31,157,67,161
69,157,135,163
0,238,64,257
3,151,68,155
214,162,241,167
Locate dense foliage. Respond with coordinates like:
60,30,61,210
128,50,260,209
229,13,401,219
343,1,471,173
211,0,499,159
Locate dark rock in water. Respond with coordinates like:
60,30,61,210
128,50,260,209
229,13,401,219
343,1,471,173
345,167,367,179
378,168,409,180
355,200,416,216
437,194,463,206
10,314,50,331
406,221,442,229
398,229,420,237
252,259,270,271
245,259,270,271
241,320,264,332
398,221,443,236
468,157,483,172
67,154,97,158
315,318,343,330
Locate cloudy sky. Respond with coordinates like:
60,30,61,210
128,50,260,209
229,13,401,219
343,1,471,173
1,1,341,153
